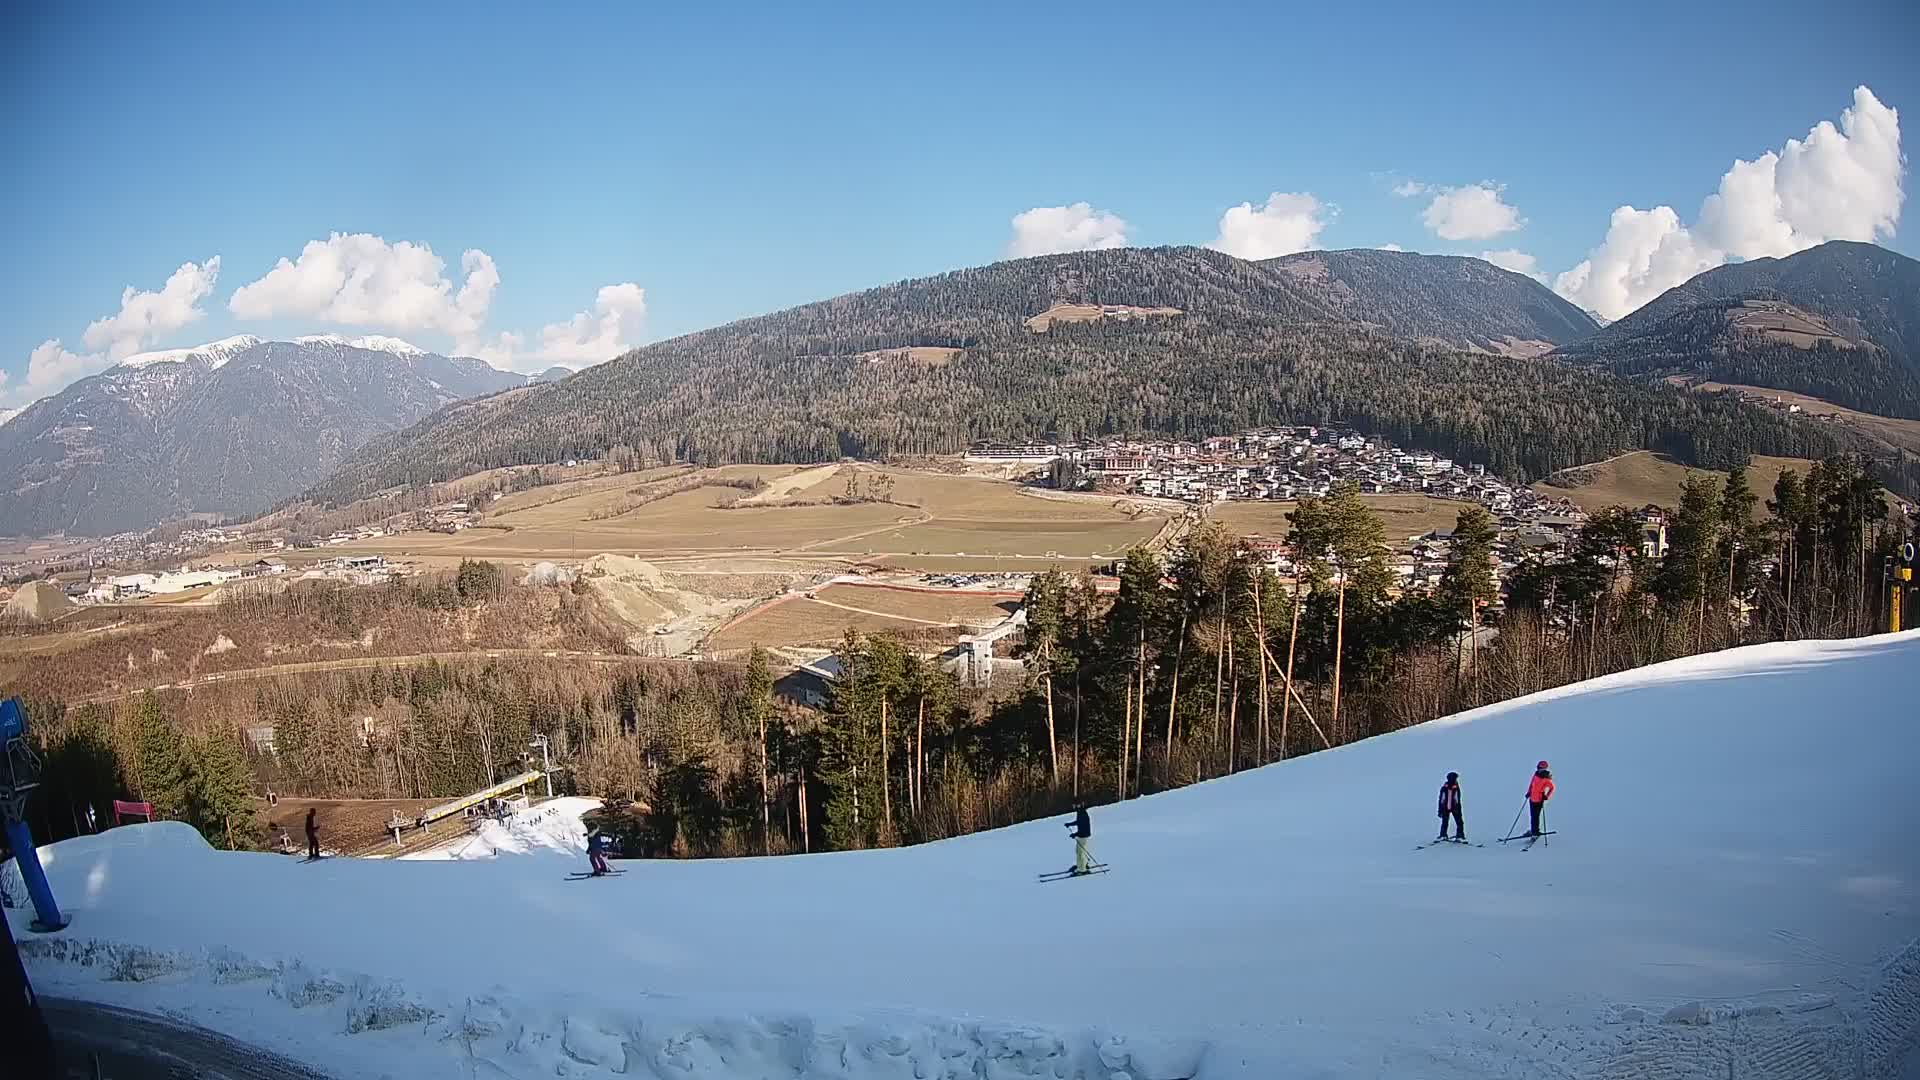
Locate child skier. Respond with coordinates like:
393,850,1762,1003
587,830,612,876
1526,761,1555,836
304,808,321,859
1065,803,1092,875
1437,771,1465,841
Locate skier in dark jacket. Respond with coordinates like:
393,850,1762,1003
1065,803,1092,875
1526,761,1555,837
1437,772,1465,841
304,808,321,859
587,830,612,876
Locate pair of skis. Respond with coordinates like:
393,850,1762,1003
1414,837,1484,849
1038,862,1109,882
566,868,627,880
1497,830,1556,850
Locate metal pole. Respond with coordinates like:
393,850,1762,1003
532,736,553,798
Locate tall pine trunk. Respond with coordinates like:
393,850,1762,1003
1280,582,1302,760
1331,577,1347,737
758,711,771,855
1164,614,1187,781
1043,673,1059,787
1134,630,1147,795
1119,684,1132,801
881,697,891,832
1254,579,1269,765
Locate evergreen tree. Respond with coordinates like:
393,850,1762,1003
1015,568,1069,783
133,693,189,818
1439,505,1500,622
185,733,266,850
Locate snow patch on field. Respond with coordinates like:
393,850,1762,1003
11,633,1920,1078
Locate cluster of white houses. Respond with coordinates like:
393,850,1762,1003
975,428,1676,608
82,554,393,601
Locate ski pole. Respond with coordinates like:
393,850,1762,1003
1500,797,1528,843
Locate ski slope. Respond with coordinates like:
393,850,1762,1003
11,632,1920,1078
397,796,601,861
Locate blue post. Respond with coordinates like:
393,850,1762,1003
4,819,65,932
1,697,67,931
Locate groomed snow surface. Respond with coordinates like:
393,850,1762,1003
11,632,1920,1079
398,796,601,862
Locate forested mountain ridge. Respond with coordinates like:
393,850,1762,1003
1557,241,1920,418
1261,248,1599,354
308,246,1852,506
0,338,522,535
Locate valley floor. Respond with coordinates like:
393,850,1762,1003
10,632,1920,1078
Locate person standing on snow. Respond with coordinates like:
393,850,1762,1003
587,829,612,876
304,808,321,859
1437,772,1465,841
1526,761,1555,836
1065,803,1093,875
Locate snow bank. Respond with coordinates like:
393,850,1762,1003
399,796,600,861
13,632,1920,1078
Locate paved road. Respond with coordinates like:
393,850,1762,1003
41,997,336,1080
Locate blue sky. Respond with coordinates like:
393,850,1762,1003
2,1,1914,408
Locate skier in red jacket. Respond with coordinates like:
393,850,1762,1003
1526,761,1555,837
1437,772,1465,841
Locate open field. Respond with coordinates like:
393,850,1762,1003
1209,495,1470,546
324,464,1167,572
1683,380,1920,455
1532,451,1818,516
811,583,1018,626
706,597,968,653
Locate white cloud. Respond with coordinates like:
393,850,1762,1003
1005,203,1132,257
229,233,498,336
533,283,648,367
1695,85,1904,258
1556,86,1904,320
1421,184,1524,241
1552,207,1721,321
6,258,224,408
1377,243,1406,251
1392,180,1428,198
1479,248,1548,283
457,283,647,373
1210,192,1329,259
78,257,221,360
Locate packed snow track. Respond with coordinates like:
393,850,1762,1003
10,632,1920,1079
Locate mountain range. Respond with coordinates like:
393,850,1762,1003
1554,241,1920,422
308,246,1849,509
8,242,1914,537
0,336,522,535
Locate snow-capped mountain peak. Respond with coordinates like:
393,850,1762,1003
293,333,429,358
114,334,264,371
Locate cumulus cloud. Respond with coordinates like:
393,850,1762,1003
1421,184,1524,241
533,283,648,367
457,283,647,373
1377,243,1406,251
78,257,222,359
1210,192,1329,259
1392,180,1428,198
1005,203,1132,257
1479,248,1548,283
7,258,223,408
229,233,498,336
1556,86,1904,320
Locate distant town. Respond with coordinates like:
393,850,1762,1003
970,425,1672,597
